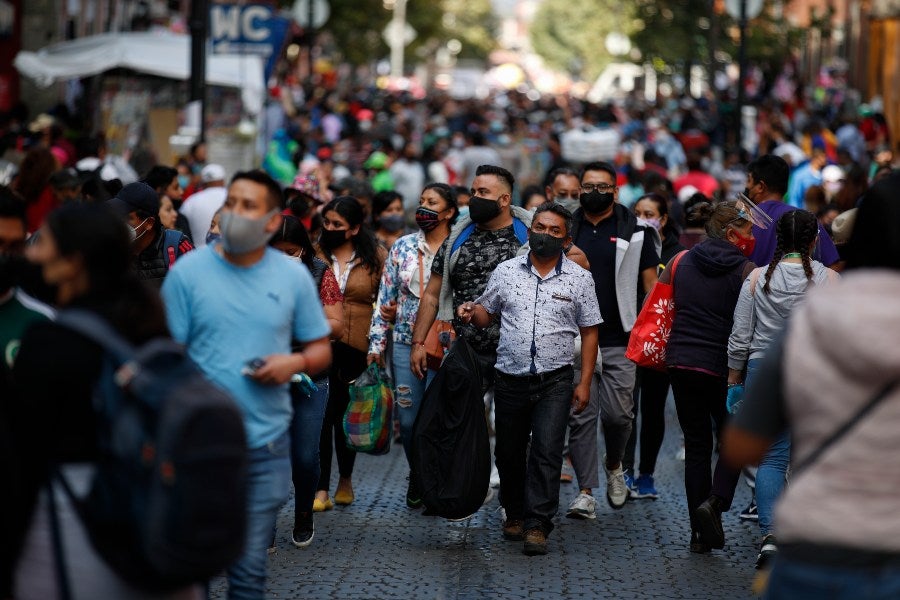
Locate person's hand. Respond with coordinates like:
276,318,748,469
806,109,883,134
457,301,476,324
252,354,301,385
379,301,398,323
367,353,384,368
571,382,590,414
410,343,428,379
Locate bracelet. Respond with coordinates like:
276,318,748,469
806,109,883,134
412,341,426,347
728,382,743,388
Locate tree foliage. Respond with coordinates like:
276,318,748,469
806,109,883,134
441,0,498,60
530,0,635,81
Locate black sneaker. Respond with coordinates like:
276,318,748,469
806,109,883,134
406,473,423,509
292,514,315,548
756,534,777,569
694,495,725,549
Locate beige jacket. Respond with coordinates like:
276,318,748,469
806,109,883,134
778,271,900,551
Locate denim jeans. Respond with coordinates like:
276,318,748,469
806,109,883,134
494,366,573,536
766,556,900,599
290,377,329,519
227,432,291,600
746,358,791,536
391,341,436,465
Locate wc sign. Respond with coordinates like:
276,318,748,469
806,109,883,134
210,3,289,77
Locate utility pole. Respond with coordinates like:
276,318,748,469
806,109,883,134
189,0,208,142
390,0,407,78
736,0,747,152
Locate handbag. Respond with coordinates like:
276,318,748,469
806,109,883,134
418,251,456,371
343,363,393,455
625,250,688,370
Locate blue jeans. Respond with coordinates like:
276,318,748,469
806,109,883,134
766,556,900,599
227,432,291,600
290,377,329,519
391,341,436,465
494,366,573,535
747,358,791,536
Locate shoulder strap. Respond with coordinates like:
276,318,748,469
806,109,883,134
511,217,529,245
46,477,73,600
450,223,476,256
668,250,688,283
793,379,900,478
55,309,135,365
163,229,182,269
417,250,424,298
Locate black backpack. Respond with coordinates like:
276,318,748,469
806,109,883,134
411,336,491,520
51,309,248,593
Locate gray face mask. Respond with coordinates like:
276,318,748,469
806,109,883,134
219,209,278,254
554,197,580,214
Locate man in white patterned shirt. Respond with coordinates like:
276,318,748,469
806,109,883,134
457,203,601,556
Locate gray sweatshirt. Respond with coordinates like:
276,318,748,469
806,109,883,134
727,260,838,370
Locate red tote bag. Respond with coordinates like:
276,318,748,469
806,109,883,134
625,250,688,370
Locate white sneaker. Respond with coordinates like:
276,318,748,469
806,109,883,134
490,463,501,489
605,463,629,509
565,492,597,520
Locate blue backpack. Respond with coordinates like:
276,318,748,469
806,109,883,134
449,218,530,256
50,309,248,593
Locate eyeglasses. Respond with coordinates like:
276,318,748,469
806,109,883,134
581,183,616,193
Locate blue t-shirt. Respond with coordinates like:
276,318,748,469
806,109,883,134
162,245,330,449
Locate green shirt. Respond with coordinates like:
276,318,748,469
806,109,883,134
0,289,53,369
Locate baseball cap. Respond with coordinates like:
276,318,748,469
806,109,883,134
107,181,160,217
200,163,226,184
48,168,81,190
287,174,321,203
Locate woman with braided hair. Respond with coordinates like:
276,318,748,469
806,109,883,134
727,209,839,568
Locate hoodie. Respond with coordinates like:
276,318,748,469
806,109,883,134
666,238,753,376
728,261,838,370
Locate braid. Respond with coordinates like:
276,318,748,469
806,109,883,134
796,213,819,286
763,237,784,295
767,209,819,294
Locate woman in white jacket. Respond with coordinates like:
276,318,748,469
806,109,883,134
727,209,838,568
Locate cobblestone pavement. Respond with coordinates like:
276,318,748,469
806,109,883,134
212,399,763,599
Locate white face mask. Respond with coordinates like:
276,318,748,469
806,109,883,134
554,197,580,214
129,218,150,242
219,209,278,254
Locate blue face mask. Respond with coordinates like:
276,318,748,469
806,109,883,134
457,206,470,221
206,231,221,245
177,174,190,190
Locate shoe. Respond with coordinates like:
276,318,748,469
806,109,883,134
623,468,636,492
632,474,659,500
334,479,354,506
604,459,629,509
406,474,423,509
690,530,712,554
695,495,725,549
566,492,597,520
740,499,759,521
490,463,501,489
502,518,525,541
756,534,778,569
522,528,548,556
291,514,314,548
560,457,574,484
312,496,333,512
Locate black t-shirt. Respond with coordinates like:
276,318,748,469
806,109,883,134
574,213,658,347
432,224,523,354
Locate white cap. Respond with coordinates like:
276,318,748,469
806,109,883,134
822,164,845,183
678,185,700,204
200,163,226,183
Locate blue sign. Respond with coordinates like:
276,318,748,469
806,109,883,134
210,3,290,80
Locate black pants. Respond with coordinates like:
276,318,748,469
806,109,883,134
623,366,670,475
317,342,367,491
669,368,741,532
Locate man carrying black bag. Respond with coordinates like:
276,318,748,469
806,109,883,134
456,203,601,556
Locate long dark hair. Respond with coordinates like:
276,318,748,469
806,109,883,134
422,182,458,225
763,210,818,294
845,171,900,271
270,214,316,271
46,203,168,342
14,148,57,202
634,192,676,239
321,195,381,272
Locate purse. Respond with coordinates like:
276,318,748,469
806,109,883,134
418,250,456,371
625,250,688,370
343,363,393,455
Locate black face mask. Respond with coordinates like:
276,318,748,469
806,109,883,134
529,232,566,259
318,228,349,252
580,190,615,214
468,195,502,224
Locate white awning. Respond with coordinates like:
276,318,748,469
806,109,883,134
14,31,265,115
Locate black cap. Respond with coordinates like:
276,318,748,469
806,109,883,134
106,182,159,217
48,168,81,190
